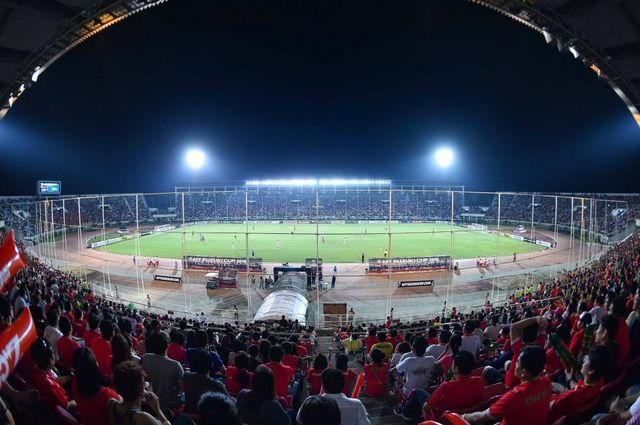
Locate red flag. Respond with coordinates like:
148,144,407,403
0,308,37,385
0,230,26,293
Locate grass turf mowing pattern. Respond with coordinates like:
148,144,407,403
100,224,543,263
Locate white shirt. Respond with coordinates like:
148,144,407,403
399,351,416,363
396,355,435,395
425,344,446,360
318,393,371,425
460,335,481,357
44,325,63,354
484,325,500,341
590,306,604,324
197,314,207,323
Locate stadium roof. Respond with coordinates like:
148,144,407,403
1,0,639,126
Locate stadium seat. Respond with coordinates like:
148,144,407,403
441,412,471,425
55,406,83,425
550,394,601,425
481,382,507,400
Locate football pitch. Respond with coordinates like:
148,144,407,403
98,223,544,263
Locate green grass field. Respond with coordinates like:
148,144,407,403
98,223,544,262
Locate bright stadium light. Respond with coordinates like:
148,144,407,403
185,149,205,170
435,148,454,168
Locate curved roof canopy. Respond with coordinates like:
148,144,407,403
1,0,639,126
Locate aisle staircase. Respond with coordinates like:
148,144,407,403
314,335,415,425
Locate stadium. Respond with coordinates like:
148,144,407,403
6,183,635,328
1,1,640,425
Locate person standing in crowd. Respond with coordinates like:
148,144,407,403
331,274,336,289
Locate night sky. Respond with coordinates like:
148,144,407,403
1,0,639,196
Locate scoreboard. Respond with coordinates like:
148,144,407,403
37,180,61,196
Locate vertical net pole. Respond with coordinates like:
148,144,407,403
62,198,68,270
77,198,89,287
245,189,251,324
388,187,393,319
316,189,320,329
446,190,454,311
552,196,558,279
493,192,501,302
568,197,574,270
182,192,189,317
102,196,112,294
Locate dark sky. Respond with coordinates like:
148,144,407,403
1,0,639,195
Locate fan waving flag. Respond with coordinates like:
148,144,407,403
0,230,26,293
0,308,37,385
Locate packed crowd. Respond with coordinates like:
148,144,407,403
331,231,640,424
1,226,640,425
2,190,636,242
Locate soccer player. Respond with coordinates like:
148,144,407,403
343,236,346,245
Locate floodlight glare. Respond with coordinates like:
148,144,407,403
185,149,205,170
435,148,454,168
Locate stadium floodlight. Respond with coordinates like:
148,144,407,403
435,148,454,168
542,29,553,44
245,179,317,186
569,45,580,59
185,149,205,170
318,179,391,186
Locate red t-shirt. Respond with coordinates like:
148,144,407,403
364,336,378,354
391,335,404,348
266,361,294,398
427,375,484,419
568,328,585,358
167,343,187,364
342,369,357,396
364,362,388,397
57,335,81,369
307,368,324,395
545,348,563,374
616,318,630,369
30,368,69,408
296,344,308,357
72,319,86,339
489,376,551,425
283,354,299,370
90,337,113,378
548,379,602,423
505,338,544,388
225,366,253,396
72,379,120,425
427,337,439,346
84,329,101,348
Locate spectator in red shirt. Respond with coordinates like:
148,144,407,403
72,307,86,339
504,316,547,388
364,329,378,355
290,335,309,358
111,334,133,371
265,346,294,399
548,345,610,422
363,348,387,398
423,351,485,420
90,319,114,379
72,348,121,425
83,314,101,348
307,353,329,395
595,314,620,380
56,316,81,370
226,351,254,397
426,327,439,346
612,296,630,369
29,337,74,410
568,312,592,358
282,342,300,371
335,353,357,396
167,331,187,365
388,329,403,348
464,345,551,425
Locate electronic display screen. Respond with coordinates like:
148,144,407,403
37,181,61,196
